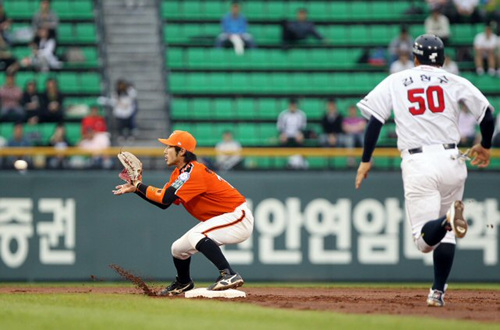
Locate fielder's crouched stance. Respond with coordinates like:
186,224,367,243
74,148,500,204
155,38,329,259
113,130,254,296
355,35,495,307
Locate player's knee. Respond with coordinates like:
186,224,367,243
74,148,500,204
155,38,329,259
415,236,436,253
187,232,205,249
171,240,189,260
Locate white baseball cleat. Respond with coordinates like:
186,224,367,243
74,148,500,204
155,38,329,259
427,284,448,307
446,201,467,238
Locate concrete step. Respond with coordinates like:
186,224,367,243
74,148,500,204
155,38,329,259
107,43,159,50
103,26,153,35
137,106,166,114
102,1,156,10
109,67,163,75
107,56,163,65
104,16,157,26
106,35,158,44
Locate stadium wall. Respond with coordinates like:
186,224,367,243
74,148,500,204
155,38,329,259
0,171,498,282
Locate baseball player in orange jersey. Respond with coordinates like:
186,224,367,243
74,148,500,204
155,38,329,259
113,130,254,295
355,34,495,307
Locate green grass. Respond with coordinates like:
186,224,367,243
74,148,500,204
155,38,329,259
1,283,499,330
0,293,496,330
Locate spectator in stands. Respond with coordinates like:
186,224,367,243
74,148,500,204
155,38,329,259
32,0,59,39
47,123,71,169
473,22,498,76
0,3,12,44
443,53,460,74
458,103,478,146
388,25,414,63
76,126,112,169
342,105,366,149
0,32,18,74
390,52,414,74
425,5,451,45
281,8,325,49
22,27,61,72
22,80,41,124
0,73,23,122
82,105,108,136
110,79,137,143
40,78,64,123
320,98,344,147
215,1,256,55
5,123,32,169
450,0,484,23
277,98,307,147
215,130,243,171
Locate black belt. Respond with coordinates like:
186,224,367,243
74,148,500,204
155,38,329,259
408,143,456,155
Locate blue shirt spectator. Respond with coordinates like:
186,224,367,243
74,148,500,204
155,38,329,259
216,1,256,53
221,12,248,34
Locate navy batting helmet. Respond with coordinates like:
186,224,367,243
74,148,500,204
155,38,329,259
412,34,444,66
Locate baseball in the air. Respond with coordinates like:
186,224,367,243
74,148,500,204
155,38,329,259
14,159,28,171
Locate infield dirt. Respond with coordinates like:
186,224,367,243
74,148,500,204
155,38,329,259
1,285,498,323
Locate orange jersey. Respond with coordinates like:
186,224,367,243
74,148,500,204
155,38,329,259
165,161,246,221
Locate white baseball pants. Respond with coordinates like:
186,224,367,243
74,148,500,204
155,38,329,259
171,202,254,260
401,144,467,250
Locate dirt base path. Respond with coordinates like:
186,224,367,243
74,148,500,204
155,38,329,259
1,286,498,323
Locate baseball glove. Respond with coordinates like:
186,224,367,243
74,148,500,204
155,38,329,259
117,151,143,185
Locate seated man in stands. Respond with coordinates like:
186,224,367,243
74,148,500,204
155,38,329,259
215,1,256,55
281,8,325,48
40,78,64,123
215,130,243,171
388,25,414,63
320,98,344,147
32,0,59,39
81,105,108,136
0,73,24,122
473,22,498,76
277,98,307,147
22,27,62,72
22,80,41,124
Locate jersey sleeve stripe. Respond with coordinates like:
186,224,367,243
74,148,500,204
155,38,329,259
357,101,386,124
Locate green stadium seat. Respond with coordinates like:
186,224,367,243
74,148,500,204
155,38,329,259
170,98,190,119
59,73,79,93
0,123,15,140
64,123,82,145
75,24,97,43
71,1,94,20
213,99,234,119
191,99,213,119
4,1,37,19
234,98,257,120
79,73,101,93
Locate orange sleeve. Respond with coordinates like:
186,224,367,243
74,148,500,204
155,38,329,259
144,185,168,203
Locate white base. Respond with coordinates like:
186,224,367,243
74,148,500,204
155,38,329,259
184,288,246,299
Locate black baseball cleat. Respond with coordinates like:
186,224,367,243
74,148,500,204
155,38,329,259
158,277,194,296
208,269,244,291
446,200,467,238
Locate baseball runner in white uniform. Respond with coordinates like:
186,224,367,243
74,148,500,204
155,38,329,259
355,34,495,307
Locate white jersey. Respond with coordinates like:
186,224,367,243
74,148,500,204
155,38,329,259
357,65,491,150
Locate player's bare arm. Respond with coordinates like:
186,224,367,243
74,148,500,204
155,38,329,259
355,162,372,189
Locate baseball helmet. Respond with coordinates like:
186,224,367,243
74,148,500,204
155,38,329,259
412,34,444,66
